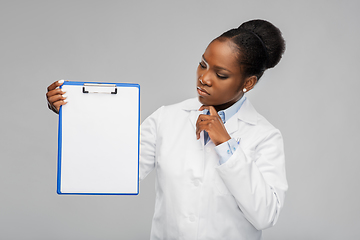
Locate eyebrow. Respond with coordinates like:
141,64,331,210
202,55,232,73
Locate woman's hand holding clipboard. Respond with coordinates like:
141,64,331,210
46,80,67,114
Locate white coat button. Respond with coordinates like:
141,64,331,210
189,215,196,222
206,148,211,153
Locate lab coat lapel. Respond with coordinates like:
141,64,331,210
225,98,258,135
182,98,202,130
224,115,238,135
189,110,201,131
237,98,258,125
188,110,205,151
182,98,204,146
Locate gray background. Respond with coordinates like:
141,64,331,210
1,0,359,239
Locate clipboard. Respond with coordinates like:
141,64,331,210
57,81,140,195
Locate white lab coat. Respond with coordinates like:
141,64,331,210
140,97,288,240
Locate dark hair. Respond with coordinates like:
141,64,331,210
217,19,285,80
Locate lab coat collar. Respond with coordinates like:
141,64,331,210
182,98,258,132
181,98,202,111
235,98,258,125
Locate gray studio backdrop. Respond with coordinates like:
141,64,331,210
1,1,359,239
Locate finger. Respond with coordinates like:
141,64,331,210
198,105,219,118
196,115,208,139
208,106,218,116
196,114,209,123
198,105,206,111
198,105,211,112
196,125,203,140
47,79,65,92
53,100,68,112
197,116,218,127
47,91,67,105
196,120,204,139
46,88,66,98
48,102,59,113
196,120,211,139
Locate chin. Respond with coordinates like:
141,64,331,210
198,96,206,105
198,96,213,106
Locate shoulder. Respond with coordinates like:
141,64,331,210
240,98,280,134
236,99,284,151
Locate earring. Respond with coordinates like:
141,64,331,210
243,88,247,92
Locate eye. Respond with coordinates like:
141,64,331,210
217,74,229,79
199,61,207,69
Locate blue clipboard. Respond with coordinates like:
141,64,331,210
57,81,140,195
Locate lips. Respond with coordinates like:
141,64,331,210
197,86,210,96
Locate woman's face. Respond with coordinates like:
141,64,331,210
196,39,245,111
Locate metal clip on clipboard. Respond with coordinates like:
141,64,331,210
82,83,117,94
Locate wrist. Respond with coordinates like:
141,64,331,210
214,135,231,146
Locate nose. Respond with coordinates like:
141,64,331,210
199,71,212,86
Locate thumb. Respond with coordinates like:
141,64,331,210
208,106,218,116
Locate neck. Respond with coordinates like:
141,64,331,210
213,94,244,112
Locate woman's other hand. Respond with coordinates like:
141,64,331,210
196,106,231,146
46,80,67,114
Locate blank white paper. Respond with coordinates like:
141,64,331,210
59,82,139,194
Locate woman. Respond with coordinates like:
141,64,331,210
47,19,288,240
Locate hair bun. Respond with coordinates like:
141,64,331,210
239,19,285,69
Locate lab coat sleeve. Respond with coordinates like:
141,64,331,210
214,138,239,164
216,129,288,230
139,106,164,181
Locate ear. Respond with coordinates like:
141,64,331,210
243,76,257,92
